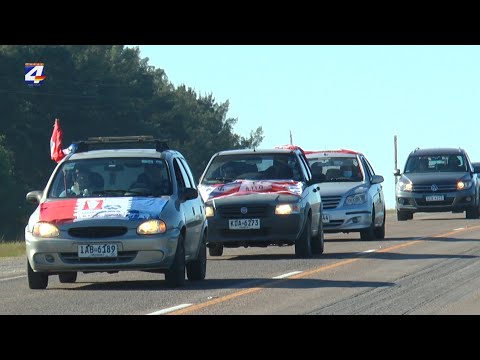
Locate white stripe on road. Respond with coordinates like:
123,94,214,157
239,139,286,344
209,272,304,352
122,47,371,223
272,271,303,279
0,275,26,282
147,303,193,315
453,228,464,231
362,249,377,253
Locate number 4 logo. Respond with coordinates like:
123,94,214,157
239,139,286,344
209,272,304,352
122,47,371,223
25,63,46,85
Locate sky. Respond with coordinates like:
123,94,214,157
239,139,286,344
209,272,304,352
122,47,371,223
132,45,480,210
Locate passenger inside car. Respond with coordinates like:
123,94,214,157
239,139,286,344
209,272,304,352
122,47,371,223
59,166,94,197
130,164,170,194
310,162,325,182
448,156,463,171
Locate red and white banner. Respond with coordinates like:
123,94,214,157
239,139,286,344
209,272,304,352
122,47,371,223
198,180,304,202
50,118,66,163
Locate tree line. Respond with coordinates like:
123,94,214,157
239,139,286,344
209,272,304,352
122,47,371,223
0,45,263,240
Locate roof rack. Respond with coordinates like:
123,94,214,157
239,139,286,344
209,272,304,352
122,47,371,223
72,136,169,153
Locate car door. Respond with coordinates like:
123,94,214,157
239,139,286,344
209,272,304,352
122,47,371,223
173,158,203,257
297,152,322,230
361,156,384,225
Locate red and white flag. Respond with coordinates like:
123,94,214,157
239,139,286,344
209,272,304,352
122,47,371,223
50,118,66,163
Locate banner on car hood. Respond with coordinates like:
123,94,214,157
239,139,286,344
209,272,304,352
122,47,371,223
198,180,304,202
39,197,169,224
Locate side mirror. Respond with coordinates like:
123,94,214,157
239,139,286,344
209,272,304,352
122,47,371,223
181,188,198,201
371,175,384,184
26,190,43,204
473,165,480,174
393,169,401,176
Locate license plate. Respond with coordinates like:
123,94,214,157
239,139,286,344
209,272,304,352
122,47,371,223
426,195,444,201
229,218,260,230
322,214,330,223
78,243,118,258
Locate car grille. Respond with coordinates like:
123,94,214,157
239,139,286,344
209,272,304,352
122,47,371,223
412,184,457,193
68,227,128,238
218,205,271,218
322,196,342,209
60,251,137,264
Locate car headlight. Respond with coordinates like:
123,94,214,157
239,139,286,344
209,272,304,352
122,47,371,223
457,180,472,190
205,205,215,217
275,204,300,215
345,193,368,206
32,222,60,237
137,220,167,235
397,181,413,192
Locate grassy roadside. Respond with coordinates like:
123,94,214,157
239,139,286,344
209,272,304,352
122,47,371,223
0,242,25,258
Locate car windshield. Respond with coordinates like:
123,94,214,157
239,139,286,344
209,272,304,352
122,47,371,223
48,158,172,198
201,153,302,185
308,156,363,182
404,155,468,173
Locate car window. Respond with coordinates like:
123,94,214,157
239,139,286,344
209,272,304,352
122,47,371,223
201,153,302,184
173,158,190,190
178,157,197,189
404,155,468,173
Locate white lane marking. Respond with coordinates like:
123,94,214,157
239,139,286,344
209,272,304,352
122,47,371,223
453,228,464,231
272,271,303,279
362,249,377,253
147,303,193,315
0,275,26,282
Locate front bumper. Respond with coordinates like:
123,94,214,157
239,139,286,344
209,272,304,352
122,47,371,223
207,213,305,246
25,228,181,273
396,188,476,213
322,207,372,233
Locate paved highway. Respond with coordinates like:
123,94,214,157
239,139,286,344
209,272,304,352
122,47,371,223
1,212,480,315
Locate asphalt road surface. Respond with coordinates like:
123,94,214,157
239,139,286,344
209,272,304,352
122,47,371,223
2,212,480,315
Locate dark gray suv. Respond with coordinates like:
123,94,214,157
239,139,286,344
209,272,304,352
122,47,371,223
395,147,480,220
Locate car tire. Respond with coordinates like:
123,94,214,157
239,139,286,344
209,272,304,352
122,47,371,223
360,209,376,241
27,260,48,290
397,210,410,221
165,234,186,288
374,208,386,239
187,232,207,281
311,216,324,255
295,216,312,258
58,272,77,283
466,204,479,219
208,243,224,257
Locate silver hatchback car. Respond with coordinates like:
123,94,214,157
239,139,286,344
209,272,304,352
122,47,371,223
306,149,386,240
25,136,207,289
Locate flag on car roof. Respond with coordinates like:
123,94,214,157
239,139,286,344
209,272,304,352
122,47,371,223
50,119,66,163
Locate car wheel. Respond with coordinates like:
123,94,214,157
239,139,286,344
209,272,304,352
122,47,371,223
27,260,48,290
58,272,77,283
311,216,324,255
360,209,376,241
295,216,312,258
208,243,224,257
187,232,207,281
374,208,386,239
397,210,410,221
165,234,186,288
466,204,479,219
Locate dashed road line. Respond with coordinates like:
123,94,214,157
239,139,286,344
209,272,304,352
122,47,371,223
147,303,193,315
272,271,303,279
